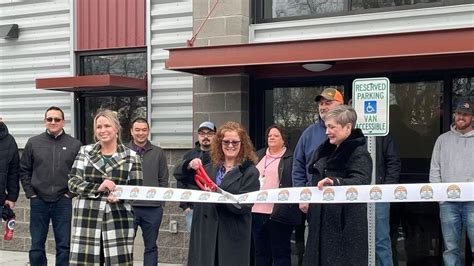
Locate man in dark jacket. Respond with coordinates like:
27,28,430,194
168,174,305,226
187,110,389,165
20,106,81,266
0,119,20,217
126,118,169,266
374,135,401,266
173,121,216,232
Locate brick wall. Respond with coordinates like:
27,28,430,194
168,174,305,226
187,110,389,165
193,0,251,128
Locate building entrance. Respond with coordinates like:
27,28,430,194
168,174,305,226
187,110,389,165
254,75,473,265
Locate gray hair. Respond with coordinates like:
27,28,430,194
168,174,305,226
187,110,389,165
324,105,357,128
93,109,122,143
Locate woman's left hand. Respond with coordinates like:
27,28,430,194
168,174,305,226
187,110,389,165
317,177,334,190
107,193,119,203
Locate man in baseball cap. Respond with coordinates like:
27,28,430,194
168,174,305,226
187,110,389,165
174,120,216,232
294,87,344,190
315,88,344,103
430,98,473,265
197,121,216,132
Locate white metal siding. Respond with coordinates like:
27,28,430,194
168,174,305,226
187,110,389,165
149,0,193,148
0,0,74,148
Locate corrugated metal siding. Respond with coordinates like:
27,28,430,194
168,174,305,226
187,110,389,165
0,0,74,148
76,0,146,51
149,0,193,148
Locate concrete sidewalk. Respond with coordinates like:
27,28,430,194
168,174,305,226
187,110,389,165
0,250,182,266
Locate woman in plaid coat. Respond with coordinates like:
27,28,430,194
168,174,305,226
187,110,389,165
68,110,142,265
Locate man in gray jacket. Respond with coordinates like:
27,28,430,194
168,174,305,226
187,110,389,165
20,106,81,266
127,118,169,266
429,99,474,266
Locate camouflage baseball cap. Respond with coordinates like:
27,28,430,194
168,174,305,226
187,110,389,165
314,88,344,103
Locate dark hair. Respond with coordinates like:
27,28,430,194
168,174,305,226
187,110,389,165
131,117,149,129
45,106,64,120
265,124,287,147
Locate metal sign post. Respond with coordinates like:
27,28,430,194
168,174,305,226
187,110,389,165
353,77,390,266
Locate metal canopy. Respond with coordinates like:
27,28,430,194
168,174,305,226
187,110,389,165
36,75,147,93
165,28,474,78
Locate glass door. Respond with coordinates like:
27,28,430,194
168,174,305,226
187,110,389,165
389,81,443,266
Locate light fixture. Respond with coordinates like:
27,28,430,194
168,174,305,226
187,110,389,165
301,62,334,72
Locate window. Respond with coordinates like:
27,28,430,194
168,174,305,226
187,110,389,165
254,0,466,22
452,76,474,113
76,50,147,144
262,85,344,150
83,95,147,145
80,52,146,79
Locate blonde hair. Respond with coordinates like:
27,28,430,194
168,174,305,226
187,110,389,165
325,105,357,128
93,109,122,143
210,121,258,166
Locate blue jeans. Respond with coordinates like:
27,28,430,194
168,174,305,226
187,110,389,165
252,213,293,266
29,195,72,266
185,209,193,232
375,203,393,266
134,206,163,266
439,201,474,266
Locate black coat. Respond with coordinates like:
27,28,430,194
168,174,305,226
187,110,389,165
375,134,401,184
303,129,372,266
173,142,211,210
20,131,81,201
256,148,302,225
0,122,20,205
187,161,260,266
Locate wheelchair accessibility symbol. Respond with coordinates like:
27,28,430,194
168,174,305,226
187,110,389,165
364,101,377,114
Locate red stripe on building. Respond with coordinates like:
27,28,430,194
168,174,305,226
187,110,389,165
76,0,145,51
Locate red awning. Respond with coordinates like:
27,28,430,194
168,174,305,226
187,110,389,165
165,28,474,78
36,75,147,93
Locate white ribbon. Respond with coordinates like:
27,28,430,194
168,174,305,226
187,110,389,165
114,182,473,204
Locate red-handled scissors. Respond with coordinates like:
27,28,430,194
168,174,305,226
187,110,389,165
194,165,241,208
194,165,217,192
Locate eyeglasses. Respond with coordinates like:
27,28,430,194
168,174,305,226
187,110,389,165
222,140,241,147
198,131,215,137
45,117,62,123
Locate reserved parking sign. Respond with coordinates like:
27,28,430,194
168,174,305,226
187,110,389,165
352,77,390,136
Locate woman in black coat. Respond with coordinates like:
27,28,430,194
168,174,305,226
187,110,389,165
303,105,372,266
183,121,260,266
252,125,302,266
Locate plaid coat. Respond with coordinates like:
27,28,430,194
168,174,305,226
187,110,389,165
68,143,142,265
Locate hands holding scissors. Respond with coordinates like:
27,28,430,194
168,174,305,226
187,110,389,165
98,179,119,203
188,158,203,170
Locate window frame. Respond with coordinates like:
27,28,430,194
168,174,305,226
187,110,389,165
75,48,148,144
252,0,472,24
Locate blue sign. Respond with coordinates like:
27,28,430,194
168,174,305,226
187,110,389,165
364,101,377,114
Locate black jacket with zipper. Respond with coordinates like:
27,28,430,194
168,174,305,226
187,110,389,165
256,147,303,226
173,141,211,211
0,122,20,205
375,134,401,184
20,131,81,201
